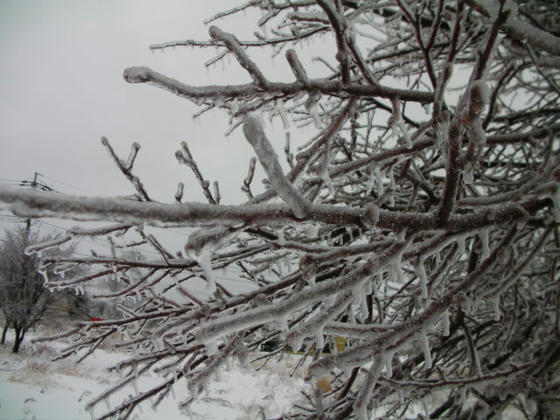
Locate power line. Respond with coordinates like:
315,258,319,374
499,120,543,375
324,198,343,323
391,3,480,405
39,173,93,194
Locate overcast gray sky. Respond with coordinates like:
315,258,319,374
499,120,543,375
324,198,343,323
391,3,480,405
0,1,336,294
0,0,306,206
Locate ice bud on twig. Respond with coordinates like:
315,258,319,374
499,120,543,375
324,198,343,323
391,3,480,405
125,142,141,171
362,202,380,227
467,80,490,116
175,182,184,203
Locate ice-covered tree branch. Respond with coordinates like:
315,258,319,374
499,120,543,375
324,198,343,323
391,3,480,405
123,66,433,104
2,1,560,418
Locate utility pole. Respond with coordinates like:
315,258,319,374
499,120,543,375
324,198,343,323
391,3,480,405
19,172,53,233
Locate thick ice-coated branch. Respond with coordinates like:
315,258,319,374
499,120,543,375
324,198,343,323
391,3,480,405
42,255,195,269
354,357,382,420
467,0,560,57
435,119,462,224
123,67,434,104
243,115,311,218
286,49,310,86
462,80,490,169
316,0,351,84
208,26,268,88
25,234,73,254
323,321,395,339
0,186,551,231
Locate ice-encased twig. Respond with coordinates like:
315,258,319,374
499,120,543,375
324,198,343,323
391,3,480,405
209,26,269,88
122,66,434,104
243,115,311,218
181,333,242,406
0,186,549,232
353,356,382,420
194,239,410,345
286,290,353,352
309,227,517,377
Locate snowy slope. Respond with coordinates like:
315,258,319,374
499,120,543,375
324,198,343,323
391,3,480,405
0,337,308,420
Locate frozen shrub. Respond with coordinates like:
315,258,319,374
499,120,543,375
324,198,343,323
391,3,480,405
1,0,560,418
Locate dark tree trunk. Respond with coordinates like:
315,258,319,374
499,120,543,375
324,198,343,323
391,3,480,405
1,321,9,345
12,326,25,353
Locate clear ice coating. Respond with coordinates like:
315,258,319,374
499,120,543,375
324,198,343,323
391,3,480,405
243,114,308,218
419,331,432,369
185,226,239,292
441,309,450,337
480,228,490,260
415,259,428,299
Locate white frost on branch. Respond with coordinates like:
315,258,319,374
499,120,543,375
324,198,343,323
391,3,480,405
480,228,490,260
388,98,412,149
463,163,474,184
194,241,408,345
440,309,450,337
353,357,382,420
552,186,560,223
414,259,428,300
243,115,310,218
286,290,353,352
185,226,239,292
492,295,501,321
25,235,73,255
418,330,432,369
276,101,290,131
363,203,379,227
374,166,384,195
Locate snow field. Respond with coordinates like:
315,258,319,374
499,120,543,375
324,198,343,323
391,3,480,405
0,336,309,420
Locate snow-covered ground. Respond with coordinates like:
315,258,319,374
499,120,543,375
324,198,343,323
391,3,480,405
0,335,530,419
0,336,309,420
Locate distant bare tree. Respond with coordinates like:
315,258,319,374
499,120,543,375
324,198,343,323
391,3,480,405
1,0,560,418
0,227,59,353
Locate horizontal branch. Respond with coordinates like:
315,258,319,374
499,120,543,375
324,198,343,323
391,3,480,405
485,123,560,144
379,362,532,390
0,186,550,232
42,256,195,269
123,66,433,104
150,27,327,50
